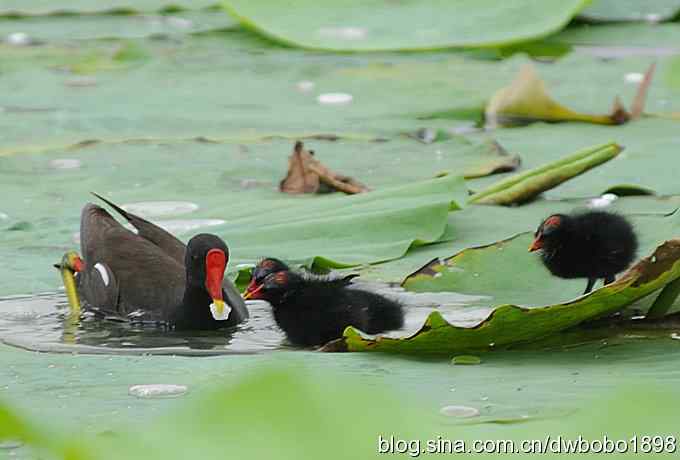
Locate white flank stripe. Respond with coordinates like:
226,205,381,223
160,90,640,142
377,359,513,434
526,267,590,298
94,263,110,287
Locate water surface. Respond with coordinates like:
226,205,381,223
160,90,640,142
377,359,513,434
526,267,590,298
0,284,492,355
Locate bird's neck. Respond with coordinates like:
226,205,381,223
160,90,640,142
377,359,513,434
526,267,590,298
175,282,214,325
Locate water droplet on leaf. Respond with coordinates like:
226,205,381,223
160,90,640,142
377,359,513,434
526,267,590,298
439,405,479,418
317,93,353,105
129,384,188,398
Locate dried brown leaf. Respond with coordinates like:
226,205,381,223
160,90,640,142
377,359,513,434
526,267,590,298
279,141,369,195
279,141,319,194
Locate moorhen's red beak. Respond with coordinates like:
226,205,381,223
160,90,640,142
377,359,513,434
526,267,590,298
243,283,264,300
529,238,543,252
205,249,227,317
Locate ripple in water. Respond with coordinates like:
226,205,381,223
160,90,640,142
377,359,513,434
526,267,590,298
0,293,285,356
0,284,491,356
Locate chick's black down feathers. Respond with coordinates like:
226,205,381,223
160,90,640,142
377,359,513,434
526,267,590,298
533,210,638,293
257,271,404,347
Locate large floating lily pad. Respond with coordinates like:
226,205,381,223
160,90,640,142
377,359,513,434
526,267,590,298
0,35,677,148
551,23,680,51
223,0,589,51
579,0,680,22
348,195,680,284
0,138,473,295
0,0,218,16
337,238,680,355
0,11,235,41
0,33,504,146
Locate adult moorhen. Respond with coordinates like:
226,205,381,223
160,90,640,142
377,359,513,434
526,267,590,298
244,270,404,347
529,210,638,295
55,195,248,329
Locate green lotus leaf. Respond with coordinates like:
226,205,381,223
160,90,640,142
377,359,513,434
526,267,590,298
337,237,680,355
468,142,621,205
579,0,680,22
222,0,589,51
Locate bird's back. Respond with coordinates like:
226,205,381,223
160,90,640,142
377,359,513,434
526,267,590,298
80,203,185,318
544,211,637,279
273,278,356,346
273,277,403,346
573,211,637,277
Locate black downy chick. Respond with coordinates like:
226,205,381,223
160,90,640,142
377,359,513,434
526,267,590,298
244,270,404,347
530,210,638,295
245,257,290,295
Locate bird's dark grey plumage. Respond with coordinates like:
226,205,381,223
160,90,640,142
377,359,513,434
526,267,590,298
66,195,248,329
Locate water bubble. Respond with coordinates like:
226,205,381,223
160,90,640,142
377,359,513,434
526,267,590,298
624,72,644,84
0,212,8,220
588,193,618,208
49,158,82,170
129,384,188,398
439,405,479,418
121,201,199,218
6,32,30,46
317,93,353,105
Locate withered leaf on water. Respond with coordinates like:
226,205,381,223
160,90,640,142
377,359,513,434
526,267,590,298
279,141,369,195
485,62,655,128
